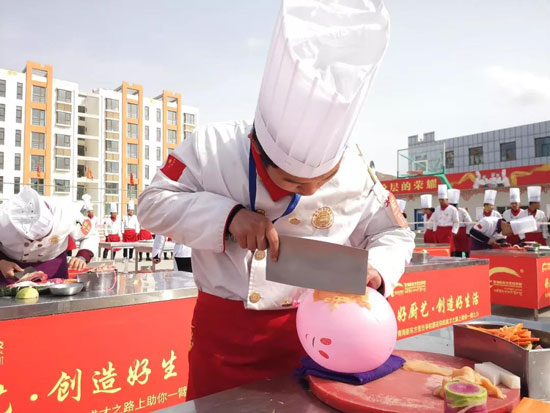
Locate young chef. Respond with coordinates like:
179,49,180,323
431,185,460,250
448,189,472,257
469,216,537,251
139,0,414,400
477,189,502,220
421,194,436,243
0,186,99,280
524,186,548,245
502,188,527,245
103,203,122,259
122,200,140,259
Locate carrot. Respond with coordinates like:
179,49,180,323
466,323,541,348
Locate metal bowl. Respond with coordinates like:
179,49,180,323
76,272,116,292
49,283,84,296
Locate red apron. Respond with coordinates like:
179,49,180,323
122,229,138,243
506,234,521,246
435,226,455,251
66,236,77,251
424,229,437,243
138,229,153,241
106,234,121,252
187,291,306,401
453,227,470,253
524,232,547,246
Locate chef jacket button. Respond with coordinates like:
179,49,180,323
23,253,29,256
256,209,266,217
289,217,301,225
254,250,266,260
24,242,30,247
249,292,261,303
281,300,292,307
37,244,43,247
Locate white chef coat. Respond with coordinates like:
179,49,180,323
471,216,506,244
528,209,549,239
87,215,99,236
0,199,99,263
457,207,473,233
152,235,191,258
138,120,415,310
123,215,140,233
104,217,122,237
432,205,460,234
477,210,502,221
424,213,434,231
502,208,528,222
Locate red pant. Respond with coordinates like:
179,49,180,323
187,291,306,400
524,232,547,246
436,226,455,251
453,227,470,253
424,229,437,243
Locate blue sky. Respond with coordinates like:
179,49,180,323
2,0,549,174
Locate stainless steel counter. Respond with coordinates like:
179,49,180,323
405,255,488,273
471,249,550,258
414,243,451,248
0,271,197,321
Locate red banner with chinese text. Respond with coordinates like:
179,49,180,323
0,298,196,413
389,264,491,339
382,164,550,195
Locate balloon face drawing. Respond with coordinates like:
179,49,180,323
296,287,397,373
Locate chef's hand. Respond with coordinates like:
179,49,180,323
152,256,161,264
366,264,382,291
0,260,24,278
68,257,86,271
229,209,279,261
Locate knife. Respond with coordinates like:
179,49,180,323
14,266,38,280
266,236,368,294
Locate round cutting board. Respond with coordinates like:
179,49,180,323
309,350,520,413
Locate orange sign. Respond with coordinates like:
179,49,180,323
0,298,196,412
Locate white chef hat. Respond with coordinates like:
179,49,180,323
6,186,54,240
82,194,93,210
397,199,406,213
110,202,118,213
484,189,497,205
438,185,448,200
128,200,135,211
420,194,432,209
448,189,460,205
528,186,541,203
509,188,520,203
510,216,537,236
254,0,390,178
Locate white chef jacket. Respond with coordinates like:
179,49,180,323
424,213,434,231
104,217,122,237
457,207,473,233
138,120,415,310
432,205,460,234
87,215,99,236
123,215,140,233
471,216,506,244
152,235,191,258
0,199,99,264
477,210,502,221
502,208,528,222
528,210,549,239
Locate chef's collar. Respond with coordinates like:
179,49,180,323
250,144,291,202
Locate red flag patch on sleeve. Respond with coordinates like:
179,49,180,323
385,193,409,229
161,154,187,181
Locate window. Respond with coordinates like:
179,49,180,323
500,141,516,161
106,98,119,111
77,185,86,200
56,111,71,126
127,143,138,159
145,125,149,140
0,152,3,169
128,123,138,138
0,104,5,121
0,79,5,97
0,176,3,193
184,113,196,125
167,129,177,144
156,128,161,142
184,131,192,140
445,150,455,169
32,109,45,126
31,178,45,195
127,103,138,119
145,106,149,121
105,161,119,173
105,182,119,195
156,147,161,161
31,155,45,172
56,134,71,147
0,128,3,145
17,82,23,100
14,154,21,171
14,177,20,194
57,89,72,103
145,165,150,180
469,146,483,165
105,119,119,132
55,157,71,170
145,145,149,160
167,111,177,125
156,108,161,122
535,137,550,157
31,132,45,149
54,179,70,193
127,184,138,199
105,140,119,153
15,130,21,147
32,85,46,103
128,163,138,179
15,106,22,123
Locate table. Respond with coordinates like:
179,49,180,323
470,249,550,320
133,241,175,272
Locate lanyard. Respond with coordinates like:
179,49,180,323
248,149,300,223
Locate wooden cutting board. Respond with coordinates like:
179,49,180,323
309,350,520,413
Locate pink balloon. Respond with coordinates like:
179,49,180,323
296,287,397,373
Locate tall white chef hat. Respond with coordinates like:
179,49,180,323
397,199,406,213
82,194,93,211
509,188,520,203
6,186,54,240
484,189,497,205
448,189,460,205
110,202,118,213
254,0,390,178
420,194,432,209
128,200,135,211
510,216,537,236
528,186,541,203
437,184,448,200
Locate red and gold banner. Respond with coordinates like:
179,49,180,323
389,263,491,339
382,164,550,195
0,298,196,413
